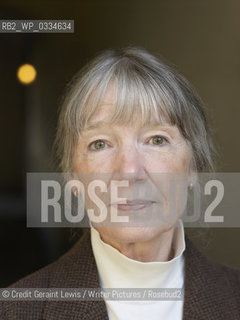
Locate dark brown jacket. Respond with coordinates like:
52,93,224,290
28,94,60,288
1,231,240,319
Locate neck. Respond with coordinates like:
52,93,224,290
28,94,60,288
99,227,175,262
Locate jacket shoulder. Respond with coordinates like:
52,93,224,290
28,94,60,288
219,262,240,289
183,236,240,319
0,262,55,319
0,231,92,320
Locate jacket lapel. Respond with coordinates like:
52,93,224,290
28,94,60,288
43,231,239,320
43,231,109,320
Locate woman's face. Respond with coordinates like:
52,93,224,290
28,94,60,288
73,84,193,243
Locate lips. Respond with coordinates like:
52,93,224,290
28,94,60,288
110,200,156,211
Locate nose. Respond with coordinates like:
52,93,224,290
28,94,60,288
113,145,147,182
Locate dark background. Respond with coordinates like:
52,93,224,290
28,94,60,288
0,0,240,287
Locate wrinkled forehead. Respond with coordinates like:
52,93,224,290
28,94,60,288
85,112,172,135
80,79,174,132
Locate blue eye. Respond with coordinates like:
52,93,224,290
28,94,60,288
88,140,106,151
150,136,167,145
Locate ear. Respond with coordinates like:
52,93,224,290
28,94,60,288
188,169,198,187
72,187,78,197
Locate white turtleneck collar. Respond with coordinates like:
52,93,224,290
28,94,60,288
90,220,186,320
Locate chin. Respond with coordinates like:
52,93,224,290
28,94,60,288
96,224,175,244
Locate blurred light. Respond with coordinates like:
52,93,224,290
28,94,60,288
17,64,37,85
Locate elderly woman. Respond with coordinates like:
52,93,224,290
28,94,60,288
1,47,240,320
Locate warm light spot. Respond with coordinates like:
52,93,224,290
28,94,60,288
17,64,37,85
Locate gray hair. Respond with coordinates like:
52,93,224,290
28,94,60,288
54,47,215,172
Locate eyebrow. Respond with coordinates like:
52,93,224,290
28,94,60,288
84,121,108,131
83,120,176,133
